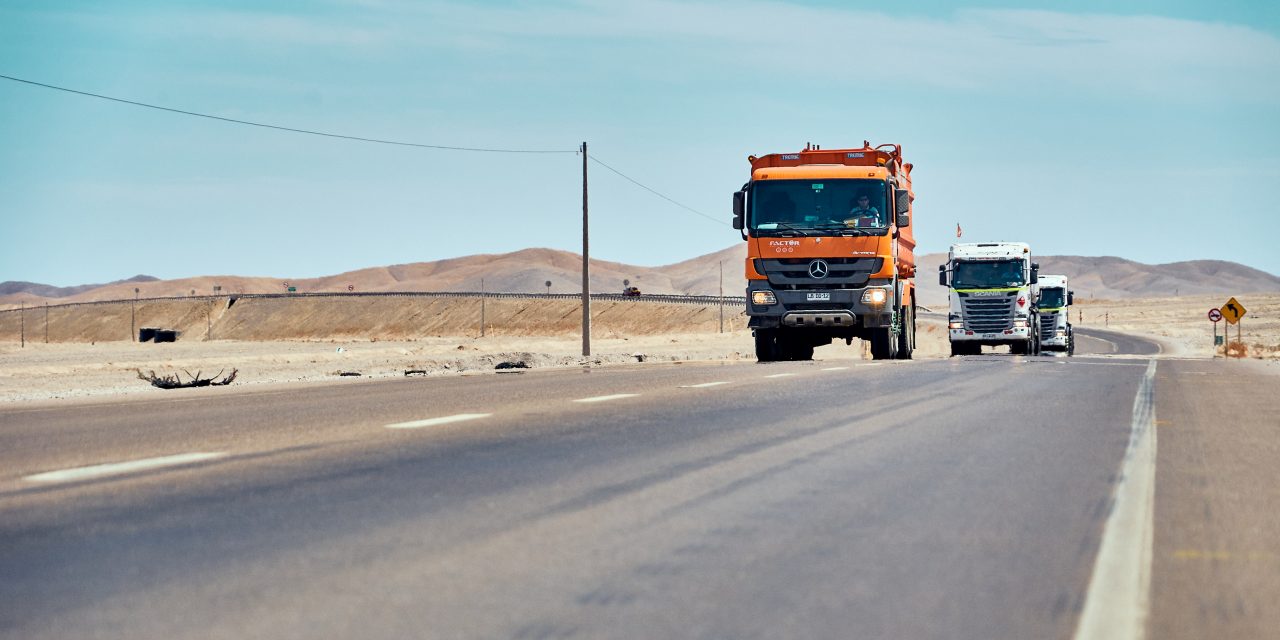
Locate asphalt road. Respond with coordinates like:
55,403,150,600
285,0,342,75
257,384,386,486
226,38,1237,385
1,330,1275,639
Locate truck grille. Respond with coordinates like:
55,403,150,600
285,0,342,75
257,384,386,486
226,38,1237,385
1040,314,1056,341
757,257,882,290
959,293,1015,332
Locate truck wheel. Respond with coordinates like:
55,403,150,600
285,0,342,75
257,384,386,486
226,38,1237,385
790,343,814,361
754,330,781,362
896,305,915,360
1067,333,1075,356
869,327,897,360
778,333,814,361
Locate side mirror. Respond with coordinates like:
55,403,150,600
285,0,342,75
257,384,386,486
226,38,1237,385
1029,263,1039,285
937,263,947,287
732,190,745,230
1068,290,1075,306
894,189,910,227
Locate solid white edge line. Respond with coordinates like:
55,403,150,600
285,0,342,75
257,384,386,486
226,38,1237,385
679,381,731,388
821,367,850,371
573,394,640,403
25,452,228,484
763,373,797,378
1073,358,1157,640
385,413,493,429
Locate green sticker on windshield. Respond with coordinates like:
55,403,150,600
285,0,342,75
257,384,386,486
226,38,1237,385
812,183,824,190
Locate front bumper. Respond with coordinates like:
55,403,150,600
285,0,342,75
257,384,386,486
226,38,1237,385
746,281,893,330
949,326,1033,344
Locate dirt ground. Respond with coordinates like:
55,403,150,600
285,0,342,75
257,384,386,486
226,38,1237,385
1,295,1275,405
1075,293,1280,359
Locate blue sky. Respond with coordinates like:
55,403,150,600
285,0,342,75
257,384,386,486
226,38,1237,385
2,0,1279,286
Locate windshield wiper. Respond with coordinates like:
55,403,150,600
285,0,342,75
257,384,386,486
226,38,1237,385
757,222,810,237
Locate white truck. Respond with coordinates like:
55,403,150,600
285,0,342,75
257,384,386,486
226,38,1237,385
1035,274,1074,355
938,242,1040,356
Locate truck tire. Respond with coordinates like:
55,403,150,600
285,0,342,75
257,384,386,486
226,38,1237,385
869,327,897,360
896,305,915,360
1067,332,1075,356
790,342,815,361
754,329,781,362
780,332,814,361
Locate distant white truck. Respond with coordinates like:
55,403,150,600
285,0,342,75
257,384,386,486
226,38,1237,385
938,242,1040,356
1036,274,1074,355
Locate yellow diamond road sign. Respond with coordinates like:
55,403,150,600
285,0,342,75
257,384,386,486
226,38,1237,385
1220,297,1247,325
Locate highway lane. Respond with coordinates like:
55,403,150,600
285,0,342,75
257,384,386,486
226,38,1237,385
1075,327,1163,356
0,338,1176,638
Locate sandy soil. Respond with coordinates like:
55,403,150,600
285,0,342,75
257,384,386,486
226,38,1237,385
0,314,955,405
3,295,1275,405
1075,293,1280,359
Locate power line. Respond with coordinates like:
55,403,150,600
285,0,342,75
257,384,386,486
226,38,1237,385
0,74,577,154
589,155,728,227
1,73,727,226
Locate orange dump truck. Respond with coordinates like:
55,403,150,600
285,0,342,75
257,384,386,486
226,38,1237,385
731,142,917,361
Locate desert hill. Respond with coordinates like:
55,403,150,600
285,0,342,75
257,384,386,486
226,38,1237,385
913,253,1280,306
4,246,1279,310
0,274,158,299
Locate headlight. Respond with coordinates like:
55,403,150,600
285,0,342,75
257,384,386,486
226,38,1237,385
861,288,888,307
752,290,776,305
1013,319,1028,328
949,321,964,329
1055,330,1067,338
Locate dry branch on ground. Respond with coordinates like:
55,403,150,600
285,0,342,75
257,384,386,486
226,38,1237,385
136,368,237,389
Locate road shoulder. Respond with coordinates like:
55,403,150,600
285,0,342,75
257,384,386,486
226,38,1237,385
1150,358,1280,638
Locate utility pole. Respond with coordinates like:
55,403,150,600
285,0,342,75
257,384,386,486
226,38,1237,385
19,301,24,348
480,277,486,338
716,259,727,335
132,288,139,342
44,302,48,343
581,141,591,357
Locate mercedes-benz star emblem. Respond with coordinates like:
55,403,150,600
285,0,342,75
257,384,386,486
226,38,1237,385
808,259,829,279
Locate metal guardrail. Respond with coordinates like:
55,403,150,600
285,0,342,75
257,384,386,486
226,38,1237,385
0,291,748,313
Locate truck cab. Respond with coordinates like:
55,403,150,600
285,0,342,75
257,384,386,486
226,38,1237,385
1036,274,1074,355
939,242,1040,356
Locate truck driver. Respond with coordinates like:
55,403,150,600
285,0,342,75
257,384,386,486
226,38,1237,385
844,194,881,228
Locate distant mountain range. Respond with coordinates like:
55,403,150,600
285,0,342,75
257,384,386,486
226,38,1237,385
0,275,159,301
3,247,1279,309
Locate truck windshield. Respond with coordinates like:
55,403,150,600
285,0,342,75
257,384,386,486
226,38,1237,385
1038,287,1066,308
750,179,887,234
952,260,1026,289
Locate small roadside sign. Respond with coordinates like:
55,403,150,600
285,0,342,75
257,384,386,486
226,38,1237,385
1220,297,1246,325
1207,308,1222,323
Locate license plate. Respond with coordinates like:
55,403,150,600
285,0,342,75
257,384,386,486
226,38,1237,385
806,292,831,301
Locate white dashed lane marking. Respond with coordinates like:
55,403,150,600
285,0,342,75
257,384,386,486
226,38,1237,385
679,382,731,389
385,413,493,429
763,373,797,379
573,394,640,404
25,452,227,484
821,367,850,371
